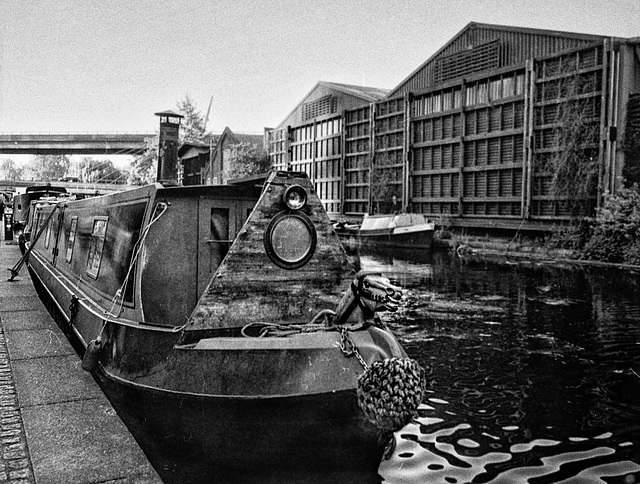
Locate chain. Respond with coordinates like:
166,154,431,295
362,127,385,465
339,327,369,371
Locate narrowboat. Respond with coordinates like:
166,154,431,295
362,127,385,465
12,184,68,253
358,213,435,250
11,114,425,483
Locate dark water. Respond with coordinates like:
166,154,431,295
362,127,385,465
360,247,640,484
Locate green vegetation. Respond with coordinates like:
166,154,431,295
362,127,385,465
546,184,640,265
222,142,270,181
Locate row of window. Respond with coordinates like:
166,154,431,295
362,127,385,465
290,137,342,161
411,72,526,117
39,212,107,279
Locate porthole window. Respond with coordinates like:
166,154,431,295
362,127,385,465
264,211,316,270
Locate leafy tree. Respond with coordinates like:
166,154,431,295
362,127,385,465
128,136,158,185
80,157,128,184
222,142,270,182
582,184,640,264
0,159,24,181
28,155,70,181
536,63,600,219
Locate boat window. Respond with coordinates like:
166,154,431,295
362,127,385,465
66,217,78,263
210,208,230,266
86,217,109,279
264,211,317,269
44,217,52,249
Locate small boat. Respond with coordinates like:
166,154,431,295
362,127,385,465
358,213,435,250
9,114,425,483
12,184,68,253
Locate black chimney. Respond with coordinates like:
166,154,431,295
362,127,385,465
155,110,184,186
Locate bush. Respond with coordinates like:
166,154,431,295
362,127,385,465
545,219,593,252
581,184,640,264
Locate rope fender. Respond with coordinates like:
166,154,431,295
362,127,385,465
356,357,426,433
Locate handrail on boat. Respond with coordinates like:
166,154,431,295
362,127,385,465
7,202,64,281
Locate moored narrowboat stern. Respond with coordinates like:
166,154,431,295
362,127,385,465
18,170,424,482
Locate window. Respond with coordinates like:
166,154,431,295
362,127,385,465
86,217,108,279
66,217,78,263
44,217,52,249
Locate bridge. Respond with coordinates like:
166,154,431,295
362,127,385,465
0,132,156,155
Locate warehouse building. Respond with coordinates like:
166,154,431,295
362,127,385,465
267,22,640,230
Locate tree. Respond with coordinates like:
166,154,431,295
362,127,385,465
128,136,158,185
177,94,210,143
0,159,24,181
80,157,128,184
222,142,270,181
536,60,600,218
27,155,71,181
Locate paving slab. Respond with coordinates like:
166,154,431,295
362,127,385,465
0,242,162,484
5,329,76,360
22,399,160,484
11,356,103,407
0,308,58,332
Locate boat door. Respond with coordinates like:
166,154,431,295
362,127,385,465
197,198,254,297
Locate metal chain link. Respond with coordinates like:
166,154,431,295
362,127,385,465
339,327,369,370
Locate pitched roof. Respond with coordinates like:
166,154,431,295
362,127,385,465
318,81,390,102
387,21,611,98
211,127,265,154
275,80,390,130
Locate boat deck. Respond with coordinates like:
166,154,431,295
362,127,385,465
0,241,161,484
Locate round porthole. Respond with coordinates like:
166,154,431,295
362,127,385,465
264,211,317,269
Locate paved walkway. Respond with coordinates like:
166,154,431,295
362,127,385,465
0,241,162,483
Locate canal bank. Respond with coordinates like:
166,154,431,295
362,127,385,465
0,241,162,484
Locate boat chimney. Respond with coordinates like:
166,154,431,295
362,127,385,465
154,110,184,186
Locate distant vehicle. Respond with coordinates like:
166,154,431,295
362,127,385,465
58,176,80,182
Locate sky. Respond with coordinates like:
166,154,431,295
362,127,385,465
1,0,639,138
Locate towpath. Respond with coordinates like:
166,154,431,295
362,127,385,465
0,241,162,484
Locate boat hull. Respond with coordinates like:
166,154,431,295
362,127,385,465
27,260,388,483
357,213,434,250
96,370,385,483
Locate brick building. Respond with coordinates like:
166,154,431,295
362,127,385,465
178,128,265,186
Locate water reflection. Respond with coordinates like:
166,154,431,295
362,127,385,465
358,247,640,483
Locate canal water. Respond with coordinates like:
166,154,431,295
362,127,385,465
361,247,640,484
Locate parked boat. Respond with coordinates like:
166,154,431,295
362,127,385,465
358,213,435,250
10,115,425,483
12,184,68,253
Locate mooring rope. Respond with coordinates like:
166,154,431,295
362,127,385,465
82,202,170,372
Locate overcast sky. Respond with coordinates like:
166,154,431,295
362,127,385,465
1,0,638,136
